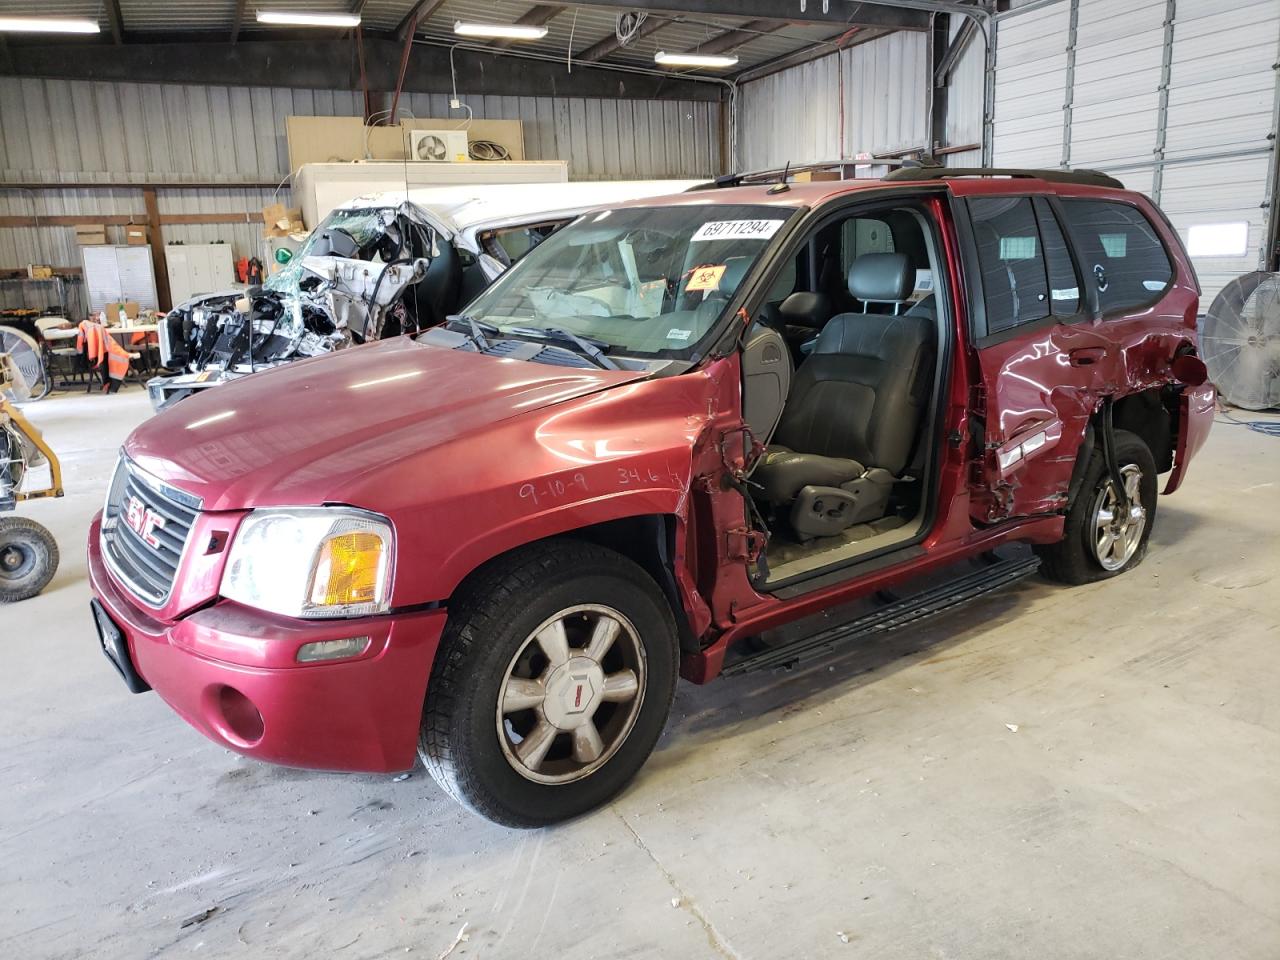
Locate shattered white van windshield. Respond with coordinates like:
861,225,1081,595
263,207,396,298
461,204,794,356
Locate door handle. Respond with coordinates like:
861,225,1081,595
1068,346,1106,366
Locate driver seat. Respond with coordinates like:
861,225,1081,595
751,252,935,540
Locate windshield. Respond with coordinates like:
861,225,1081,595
460,203,795,357
263,206,397,298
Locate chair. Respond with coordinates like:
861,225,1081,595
35,316,84,386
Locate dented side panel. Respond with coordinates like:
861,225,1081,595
1162,382,1216,495
958,183,1203,521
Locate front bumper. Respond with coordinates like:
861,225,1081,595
88,514,447,772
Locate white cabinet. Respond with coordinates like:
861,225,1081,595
166,244,237,305
81,245,159,314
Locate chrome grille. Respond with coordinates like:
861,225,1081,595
100,457,202,607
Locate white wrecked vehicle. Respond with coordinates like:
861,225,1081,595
148,179,704,410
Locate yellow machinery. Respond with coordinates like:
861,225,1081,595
1,352,63,601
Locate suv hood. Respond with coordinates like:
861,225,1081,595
125,337,648,510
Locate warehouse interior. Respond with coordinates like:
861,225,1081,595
1,1,1278,957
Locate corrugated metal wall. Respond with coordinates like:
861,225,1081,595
736,31,930,171
943,17,986,168
0,77,722,316
990,0,1280,304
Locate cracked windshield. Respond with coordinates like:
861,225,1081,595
263,207,394,298
461,204,794,356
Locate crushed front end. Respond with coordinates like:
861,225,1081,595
147,202,440,411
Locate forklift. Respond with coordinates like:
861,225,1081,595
1,351,62,602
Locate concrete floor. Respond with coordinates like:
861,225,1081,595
2,386,1278,960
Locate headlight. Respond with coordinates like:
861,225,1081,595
220,508,394,618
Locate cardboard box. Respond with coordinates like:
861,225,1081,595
103,301,141,324
124,224,148,245
792,170,842,183
75,223,107,245
262,203,305,238
26,264,54,280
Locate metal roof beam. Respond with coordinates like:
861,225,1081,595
492,5,567,49
0,37,725,101
105,0,125,45
230,0,247,44
396,0,448,42
574,14,671,63
541,1,930,30
692,19,784,55
730,25,889,83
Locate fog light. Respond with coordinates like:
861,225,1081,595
215,685,264,744
296,636,371,663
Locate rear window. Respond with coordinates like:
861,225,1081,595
1059,199,1172,314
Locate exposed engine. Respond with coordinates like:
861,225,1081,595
149,203,439,410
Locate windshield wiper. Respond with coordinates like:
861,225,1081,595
445,313,496,352
507,326,620,371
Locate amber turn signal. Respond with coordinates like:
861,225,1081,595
309,532,386,607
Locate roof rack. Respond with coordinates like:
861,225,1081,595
705,155,937,189
883,165,1125,189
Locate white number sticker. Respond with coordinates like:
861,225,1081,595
691,219,786,242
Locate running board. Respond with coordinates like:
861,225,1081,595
720,554,1041,677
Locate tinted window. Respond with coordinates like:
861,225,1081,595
1060,199,1172,314
970,197,1050,334
1033,198,1080,316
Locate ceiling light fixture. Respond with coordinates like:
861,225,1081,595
256,11,362,28
453,20,549,40
654,51,740,69
0,16,100,33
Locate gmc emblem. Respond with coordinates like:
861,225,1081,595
125,495,166,549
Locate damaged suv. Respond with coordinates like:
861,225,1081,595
90,167,1215,827
148,180,703,410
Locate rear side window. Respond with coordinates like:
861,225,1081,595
1059,199,1172,314
1033,198,1080,316
969,197,1050,334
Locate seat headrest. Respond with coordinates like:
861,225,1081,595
778,291,832,328
847,252,913,304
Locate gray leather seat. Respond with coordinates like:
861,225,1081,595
751,252,935,540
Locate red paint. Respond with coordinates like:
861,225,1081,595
1162,382,1216,495
89,517,444,771
90,175,1212,774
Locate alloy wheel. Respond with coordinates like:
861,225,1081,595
495,604,646,785
1091,463,1146,572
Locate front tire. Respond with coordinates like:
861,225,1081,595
1036,429,1157,585
420,540,679,827
0,516,59,603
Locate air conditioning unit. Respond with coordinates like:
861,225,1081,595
409,129,469,163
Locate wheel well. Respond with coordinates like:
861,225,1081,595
1112,388,1174,474
450,515,699,655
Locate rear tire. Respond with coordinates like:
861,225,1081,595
419,540,679,827
1036,429,1157,585
0,516,59,602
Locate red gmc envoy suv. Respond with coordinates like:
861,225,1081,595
89,167,1216,826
